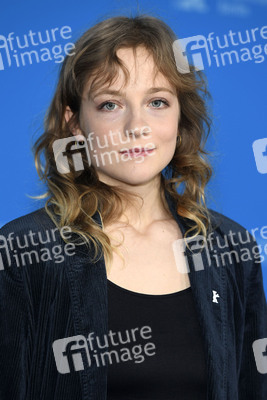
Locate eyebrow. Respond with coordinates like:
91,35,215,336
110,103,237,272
90,87,176,99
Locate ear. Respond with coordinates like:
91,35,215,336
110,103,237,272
64,106,73,124
64,106,82,136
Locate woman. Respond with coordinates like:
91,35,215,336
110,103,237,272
0,15,266,400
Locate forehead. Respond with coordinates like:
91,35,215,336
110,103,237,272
83,46,174,97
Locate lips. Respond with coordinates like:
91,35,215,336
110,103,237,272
119,147,155,155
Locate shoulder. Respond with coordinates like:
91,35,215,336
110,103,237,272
208,208,252,238
207,209,263,286
207,209,261,273
0,206,56,237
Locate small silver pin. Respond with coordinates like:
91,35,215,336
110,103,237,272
212,290,220,303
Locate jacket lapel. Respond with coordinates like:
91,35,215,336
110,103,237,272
181,232,228,400
165,191,228,399
64,210,108,400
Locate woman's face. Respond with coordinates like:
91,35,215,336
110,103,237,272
68,46,180,187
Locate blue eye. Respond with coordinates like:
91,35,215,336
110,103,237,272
150,99,169,108
99,101,118,111
98,99,169,111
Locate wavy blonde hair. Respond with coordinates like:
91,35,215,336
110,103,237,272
33,14,213,273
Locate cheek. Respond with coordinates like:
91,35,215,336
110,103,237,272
153,112,179,139
79,107,100,134
157,125,178,144
80,118,100,139
81,114,116,140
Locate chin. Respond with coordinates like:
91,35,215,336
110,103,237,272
101,171,161,187
97,160,168,186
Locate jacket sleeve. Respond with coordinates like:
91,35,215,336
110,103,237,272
238,250,267,399
0,224,30,400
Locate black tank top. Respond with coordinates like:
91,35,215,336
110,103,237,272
106,279,208,400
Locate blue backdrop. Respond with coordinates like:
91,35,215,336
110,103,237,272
0,0,266,292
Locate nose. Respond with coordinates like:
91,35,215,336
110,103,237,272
123,108,148,140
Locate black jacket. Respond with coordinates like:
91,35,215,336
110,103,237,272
0,193,266,399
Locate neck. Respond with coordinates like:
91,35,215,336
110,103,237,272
108,176,173,233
